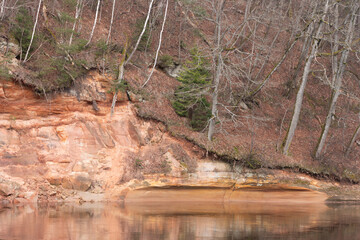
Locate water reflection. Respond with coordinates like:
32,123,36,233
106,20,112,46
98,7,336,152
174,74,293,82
1,202,360,239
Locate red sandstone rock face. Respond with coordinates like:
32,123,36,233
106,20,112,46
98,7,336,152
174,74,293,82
0,72,201,202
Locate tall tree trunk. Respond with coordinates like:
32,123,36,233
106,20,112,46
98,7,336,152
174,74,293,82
208,0,226,141
315,6,359,158
282,0,330,155
24,0,42,62
86,0,100,46
142,0,169,88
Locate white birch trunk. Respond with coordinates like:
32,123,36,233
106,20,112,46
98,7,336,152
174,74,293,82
24,0,42,62
315,6,358,158
106,0,116,44
125,0,155,65
69,0,82,46
86,0,101,46
142,0,169,88
282,0,330,155
0,0,5,19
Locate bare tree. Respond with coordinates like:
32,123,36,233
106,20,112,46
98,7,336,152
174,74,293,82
282,0,330,155
208,0,226,140
111,0,155,115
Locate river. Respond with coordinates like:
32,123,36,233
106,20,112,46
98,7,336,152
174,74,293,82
1,201,360,239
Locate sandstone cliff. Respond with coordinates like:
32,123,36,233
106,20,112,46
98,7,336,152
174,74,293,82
1,67,359,203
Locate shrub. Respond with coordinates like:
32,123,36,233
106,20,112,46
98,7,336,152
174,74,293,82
109,79,128,94
58,12,75,24
95,39,108,58
172,48,212,131
60,39,88,54
158,55,175,69
243,153,262,169
34,45,87,91
134,159,144,169
160,160,171,174
0,66,11,80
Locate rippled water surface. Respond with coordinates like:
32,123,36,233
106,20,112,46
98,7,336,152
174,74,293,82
1,201,360,239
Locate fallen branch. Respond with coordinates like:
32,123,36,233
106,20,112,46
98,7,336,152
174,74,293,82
245,36,298,100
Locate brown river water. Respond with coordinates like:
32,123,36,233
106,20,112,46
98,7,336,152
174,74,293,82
1,188,360,239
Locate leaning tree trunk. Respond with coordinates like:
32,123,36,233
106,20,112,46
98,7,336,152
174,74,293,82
315,6,358,158
24,0,42,62
282,0,330,155
346,123,360,157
